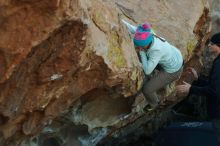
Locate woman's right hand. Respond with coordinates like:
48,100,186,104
135,46,144,52
186,67,198,81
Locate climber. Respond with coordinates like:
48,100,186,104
176,32,220,144
122,20,183,108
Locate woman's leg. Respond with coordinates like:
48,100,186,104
142,68,182,107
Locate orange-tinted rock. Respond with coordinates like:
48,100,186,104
0,0,209,145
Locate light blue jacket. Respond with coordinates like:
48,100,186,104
121,20,183,75
139,37,183,75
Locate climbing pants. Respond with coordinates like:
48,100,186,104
142,67,183,107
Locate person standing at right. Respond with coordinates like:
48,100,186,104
176,32,220,144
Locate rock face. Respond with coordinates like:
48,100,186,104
0,0,209,145
209,0,220,33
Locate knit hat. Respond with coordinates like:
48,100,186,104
210,32,220,45
133,23,153,47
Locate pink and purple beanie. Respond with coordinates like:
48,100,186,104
133,23,153,47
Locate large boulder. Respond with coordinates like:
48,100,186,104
0,0,209,145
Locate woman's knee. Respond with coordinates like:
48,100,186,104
142,83,152,94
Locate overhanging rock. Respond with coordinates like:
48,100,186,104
0,0,210,145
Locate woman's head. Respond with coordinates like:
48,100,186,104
133,23,153,48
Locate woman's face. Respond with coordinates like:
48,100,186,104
135,44,150,50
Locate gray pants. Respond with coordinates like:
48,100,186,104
142,67,182,107
212,118,220,144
